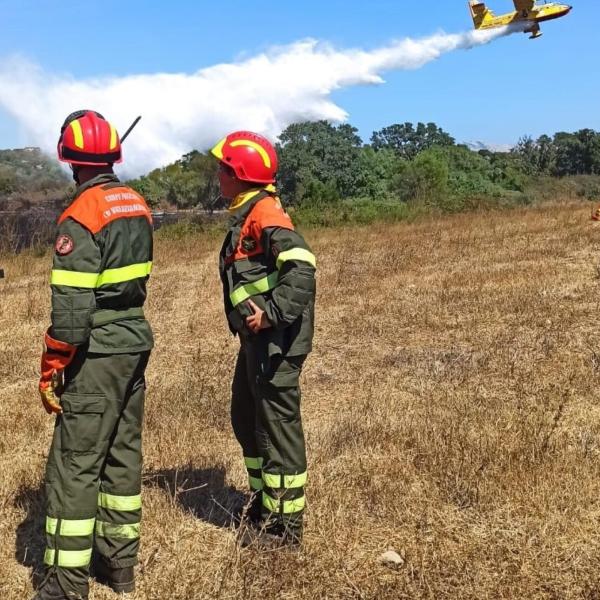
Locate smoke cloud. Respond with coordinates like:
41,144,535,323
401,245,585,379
0,27,513,177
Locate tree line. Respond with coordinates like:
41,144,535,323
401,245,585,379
513,130,600,177
2,123,599,213
127,122,600,212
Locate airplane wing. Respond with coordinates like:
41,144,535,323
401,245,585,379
513,0,535,11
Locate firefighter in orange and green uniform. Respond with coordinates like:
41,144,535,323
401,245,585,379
212,131,316,545
34,110,153,600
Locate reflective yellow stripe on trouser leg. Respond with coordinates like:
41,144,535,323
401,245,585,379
262,471,307,490
262,492,306,514
98,492,142,511
96,492,142,542
261,471,307,520
44,548,93,568
46,516,96,536
95,490,142,569
95,521,141,539
244,456,264,492
44,516,95,568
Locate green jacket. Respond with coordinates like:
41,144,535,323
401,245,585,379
219,188,316,359
49,174,153,354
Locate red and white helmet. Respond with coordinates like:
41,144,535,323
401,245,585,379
211,131,278,184
57,110,122,166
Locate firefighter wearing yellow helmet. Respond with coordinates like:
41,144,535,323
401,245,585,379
33,111,153,600
212,131,316,546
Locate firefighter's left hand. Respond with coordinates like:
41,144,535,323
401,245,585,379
246,299,271,334
39,373,63,415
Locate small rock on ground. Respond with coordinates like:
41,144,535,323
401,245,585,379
379,550,404,569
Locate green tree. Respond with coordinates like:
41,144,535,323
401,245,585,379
536,134,557,174
128,175,164,208
513,134,558,176
437,145,525,196
370,122,455,160
354,147,398,199
180,151,219,210
553,129,600,176
276,121,363,204
513,136,539,175
515,130,600,177
392,149,449,203
126,150,218,209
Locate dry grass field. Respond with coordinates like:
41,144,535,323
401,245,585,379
2,201,600,599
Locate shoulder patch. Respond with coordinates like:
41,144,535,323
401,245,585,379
241,236,257,252
55,234,74,256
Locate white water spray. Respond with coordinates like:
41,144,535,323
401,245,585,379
0,27,514,177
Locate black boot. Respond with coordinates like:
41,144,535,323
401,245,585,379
265,521,303,547
32,572,87,600
237,493,262,527
239,519,303,549
92,558,135,594
247,493,262,525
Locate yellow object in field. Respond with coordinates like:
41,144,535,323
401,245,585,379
468,0,572,39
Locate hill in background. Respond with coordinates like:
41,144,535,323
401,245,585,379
0,147,71,211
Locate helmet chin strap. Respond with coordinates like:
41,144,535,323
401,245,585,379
70,164,81,184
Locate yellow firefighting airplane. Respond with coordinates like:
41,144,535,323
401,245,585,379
469,0,572,39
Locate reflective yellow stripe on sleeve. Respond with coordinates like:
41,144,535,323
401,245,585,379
276,248,317,270
96,262,153,286
230,272,279,308
98,492,142,512
228,248,315,308
50,270,99,288
51,262,152,289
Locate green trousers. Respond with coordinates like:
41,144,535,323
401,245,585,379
231,342,307,535
43,350,149,598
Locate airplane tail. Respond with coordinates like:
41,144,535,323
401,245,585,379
468,0,495,28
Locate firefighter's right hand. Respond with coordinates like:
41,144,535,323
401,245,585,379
38,330,75,415
245,299,272,334
39,373,63,415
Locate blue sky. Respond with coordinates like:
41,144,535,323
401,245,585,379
0,0,593,151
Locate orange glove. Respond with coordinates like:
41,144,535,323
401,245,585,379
39,373,63,415
39,330,76,415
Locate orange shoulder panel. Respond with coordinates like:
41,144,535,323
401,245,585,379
248,196,294,240
59,185,152,234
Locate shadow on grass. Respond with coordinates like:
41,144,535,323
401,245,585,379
143,466,249,529
14,484,46,587
12,467,248,589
